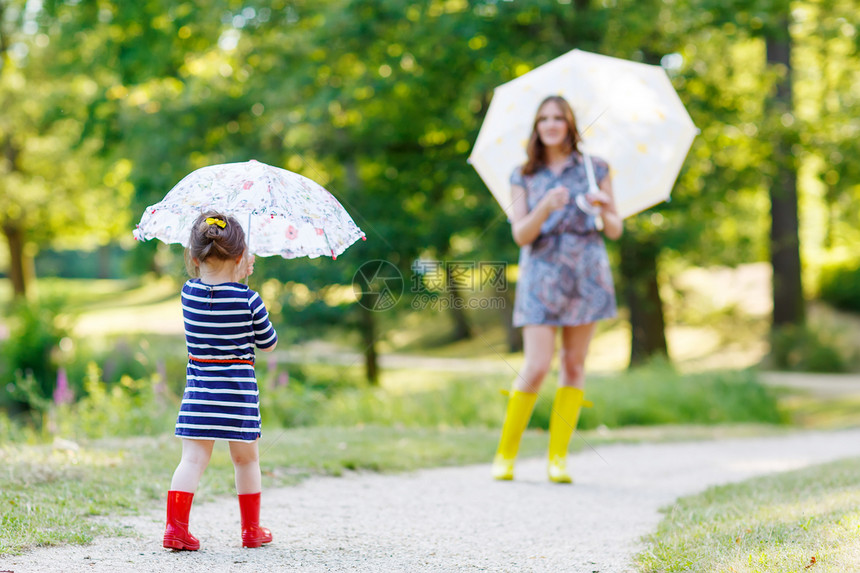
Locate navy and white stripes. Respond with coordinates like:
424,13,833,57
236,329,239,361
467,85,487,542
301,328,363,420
175,280,277,442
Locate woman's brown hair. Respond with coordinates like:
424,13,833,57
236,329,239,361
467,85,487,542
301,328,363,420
185,211,246,277
522,96,582,176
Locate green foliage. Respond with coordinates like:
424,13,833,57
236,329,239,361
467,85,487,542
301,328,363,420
819,259,860,313
2,357,177,441
0,298,66,411
3,0,859,354
637,456,860,573
293,379,504,429
62,335,188,395
0,409,39,443
34,246,130,280
6,0,860,368
2,347,785,441
6,371,53,421
536,361,786,429
258,361,498,429
769,324,849,373
50,363,177,439
259,361,784,430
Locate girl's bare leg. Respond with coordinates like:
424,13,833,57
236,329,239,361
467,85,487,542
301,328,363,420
170,439,214,492
229,440,262,494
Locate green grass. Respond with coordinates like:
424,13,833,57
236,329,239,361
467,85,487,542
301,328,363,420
636,457,860,573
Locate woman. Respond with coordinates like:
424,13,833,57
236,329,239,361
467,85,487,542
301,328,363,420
492,95,622,483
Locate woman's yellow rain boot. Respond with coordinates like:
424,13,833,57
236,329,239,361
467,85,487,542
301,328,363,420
491,390,538,480
547,386,591,483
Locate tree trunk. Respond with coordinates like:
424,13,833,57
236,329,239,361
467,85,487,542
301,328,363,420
359,303,379,385
620,232,667,366
3,222,28,298
344,154,379,385
615,49,670,367
1,132,27,297
766,14,805,328
446,264,472,341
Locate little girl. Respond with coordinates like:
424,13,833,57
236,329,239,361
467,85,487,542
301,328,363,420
163,211,278,551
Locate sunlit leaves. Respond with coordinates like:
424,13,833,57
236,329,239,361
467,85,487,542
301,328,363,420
2,0,858,299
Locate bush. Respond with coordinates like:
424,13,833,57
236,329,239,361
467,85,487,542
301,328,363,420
2,355,786,441
769,324,849,373
0,410,39,443
51,362,177,439
261,360,785,430
65,335,188,392
819,259,860,313
0,298,67,413
534,360,786,429
312,380,505,428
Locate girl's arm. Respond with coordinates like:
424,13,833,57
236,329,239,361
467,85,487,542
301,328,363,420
250,293,278,352
510,184,568,247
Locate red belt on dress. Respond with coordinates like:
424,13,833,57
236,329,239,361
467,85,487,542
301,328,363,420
188,354,255,366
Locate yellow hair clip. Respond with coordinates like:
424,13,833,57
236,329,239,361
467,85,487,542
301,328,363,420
205,217,226,228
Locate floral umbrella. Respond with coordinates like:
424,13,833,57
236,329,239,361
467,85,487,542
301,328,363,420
133,160,365,259
468,49,698,219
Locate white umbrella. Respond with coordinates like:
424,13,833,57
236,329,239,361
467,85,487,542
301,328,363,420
133,160,365,260
468,49,698,219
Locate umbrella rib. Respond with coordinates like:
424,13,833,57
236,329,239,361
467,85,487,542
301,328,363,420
322,228,335,258
581,106,611,137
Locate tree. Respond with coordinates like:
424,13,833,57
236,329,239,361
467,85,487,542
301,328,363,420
765,3,805,328
0,0,136,298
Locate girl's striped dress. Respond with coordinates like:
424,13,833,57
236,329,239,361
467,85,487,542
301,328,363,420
175,279,278,442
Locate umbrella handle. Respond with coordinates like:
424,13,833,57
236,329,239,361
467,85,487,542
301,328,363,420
243,212,252,286
581,153,604,232
247,212,252,250
583,152,598,194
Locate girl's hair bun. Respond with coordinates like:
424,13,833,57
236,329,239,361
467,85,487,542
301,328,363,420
185,211,247,276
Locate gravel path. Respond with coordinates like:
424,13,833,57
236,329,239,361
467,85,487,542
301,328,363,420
7,428,860,573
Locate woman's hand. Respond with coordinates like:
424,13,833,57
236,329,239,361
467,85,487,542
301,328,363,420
583,190,612,209
510,184,569,247
538,186,569,216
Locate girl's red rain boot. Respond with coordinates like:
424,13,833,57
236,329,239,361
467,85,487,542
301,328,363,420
238,492,273,548
163,490,200,550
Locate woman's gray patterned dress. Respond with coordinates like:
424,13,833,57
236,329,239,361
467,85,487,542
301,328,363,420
511,152,617,327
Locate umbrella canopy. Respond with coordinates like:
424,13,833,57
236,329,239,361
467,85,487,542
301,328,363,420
469,49,697,219
133,160,365,259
